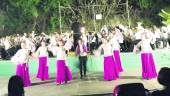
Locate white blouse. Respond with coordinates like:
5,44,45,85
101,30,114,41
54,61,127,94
100,42,113,57
11,49,29,64
110,37,121,51
36,46,48,57
141,39,152,53
56,47,67,60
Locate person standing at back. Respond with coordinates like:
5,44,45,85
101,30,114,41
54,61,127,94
76,38,88,79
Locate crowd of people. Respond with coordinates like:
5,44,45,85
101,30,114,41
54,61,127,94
0,22,170,60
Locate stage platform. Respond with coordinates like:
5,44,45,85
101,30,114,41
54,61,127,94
0,49,170,96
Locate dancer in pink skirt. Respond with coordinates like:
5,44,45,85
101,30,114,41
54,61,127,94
109,27,124,72
11,42,31,87
134,31,157,79
98,37,119,81
55,40,72,85
36,41,49,80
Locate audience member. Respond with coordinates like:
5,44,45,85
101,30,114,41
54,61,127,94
152,67,170,96
8,75,25,96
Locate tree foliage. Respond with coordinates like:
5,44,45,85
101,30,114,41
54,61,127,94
159,9,170,26
0,0,170,36
0,0,72,36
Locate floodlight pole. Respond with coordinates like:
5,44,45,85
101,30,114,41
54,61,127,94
126,0,130,28
59,2,62,34
92,6,97,32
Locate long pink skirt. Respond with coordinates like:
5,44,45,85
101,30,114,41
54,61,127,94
37,56,49,80
56,60,72,84
141,53,157,79
16,63,31,87
104,56,119,81
113,50,123,72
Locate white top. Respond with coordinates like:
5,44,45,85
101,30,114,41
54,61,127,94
154,32,160,39
163,32,168,39
56,47,67,60
110,35,121,51
11,49,29,64
99,42,113,57
64,37,73,50
154,29,161,38
147,31,156,44
138,39,152,53
48,44,58,56
135,31,142,40
36,46,48,57
4,39,11,50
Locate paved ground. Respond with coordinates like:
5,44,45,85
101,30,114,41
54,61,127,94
0,68,163,96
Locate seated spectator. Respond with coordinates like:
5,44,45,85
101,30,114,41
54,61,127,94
113,83,148,96
8,75,25,96
152,67,170,96
0,47,7,60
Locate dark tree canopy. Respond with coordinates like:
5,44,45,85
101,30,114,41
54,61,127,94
0,0,170,36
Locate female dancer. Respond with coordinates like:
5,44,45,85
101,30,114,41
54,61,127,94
36,41,49,80
109,27,124,72
48,35,58,57
64,33,73,54
76,38,88,79
55,40,72,84
98,37,119,81
11,42,31,87
134,31,157,79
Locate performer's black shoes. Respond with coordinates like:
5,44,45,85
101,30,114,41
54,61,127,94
80,75,87,80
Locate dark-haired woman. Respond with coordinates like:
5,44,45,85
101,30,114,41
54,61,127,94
8,75,25,96
152,67,170,96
